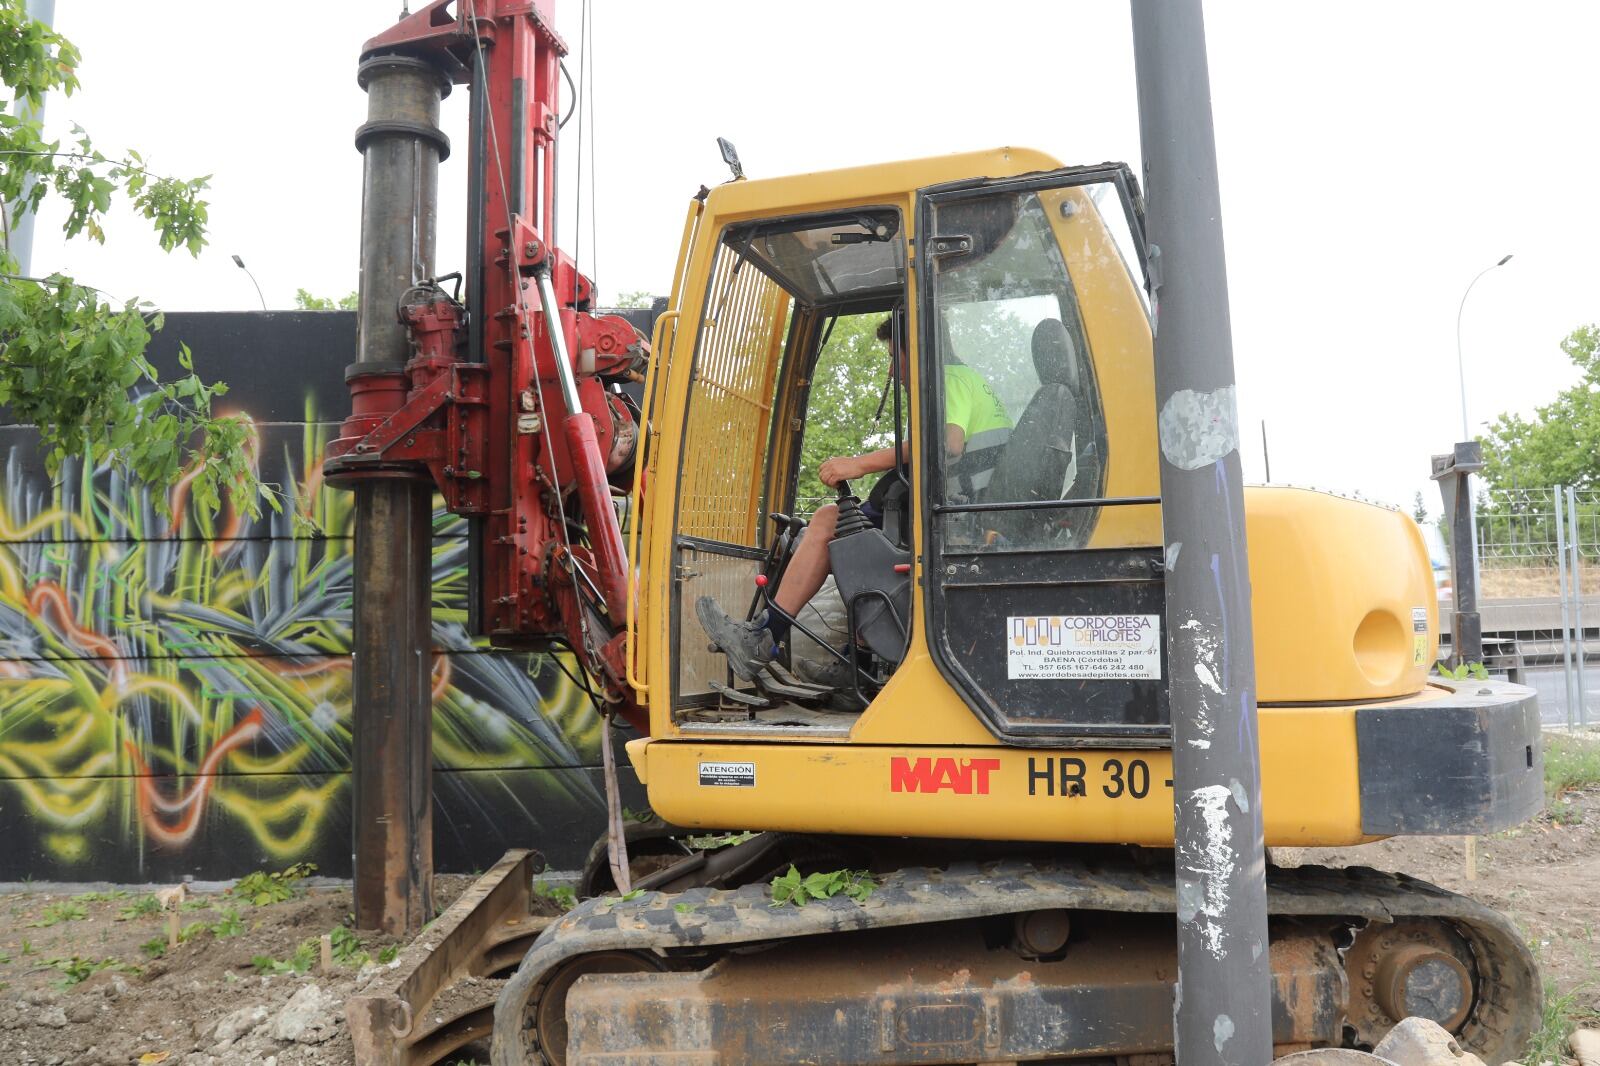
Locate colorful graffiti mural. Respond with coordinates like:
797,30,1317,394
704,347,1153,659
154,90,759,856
0,312,635,882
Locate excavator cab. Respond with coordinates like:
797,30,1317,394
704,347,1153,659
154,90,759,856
637,153,1162,738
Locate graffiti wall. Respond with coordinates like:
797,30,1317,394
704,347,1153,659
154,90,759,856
0,311,640,883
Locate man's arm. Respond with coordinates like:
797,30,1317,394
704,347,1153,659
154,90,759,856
818,445,899,487
817,427,968,487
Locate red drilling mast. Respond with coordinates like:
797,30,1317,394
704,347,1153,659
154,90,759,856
325,0,646,930
328,0,645,719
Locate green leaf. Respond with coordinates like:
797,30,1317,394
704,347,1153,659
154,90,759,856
769,865,803,907
769,866,878,908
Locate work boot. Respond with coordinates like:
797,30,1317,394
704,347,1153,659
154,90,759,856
696,597,777,682
796,653,870,711
795,654,852,689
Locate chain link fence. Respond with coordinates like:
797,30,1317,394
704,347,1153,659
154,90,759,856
1473,486,1599,727
1477,488,1600,599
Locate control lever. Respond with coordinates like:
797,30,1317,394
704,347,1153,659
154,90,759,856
833,481,874,539
768,511,806,537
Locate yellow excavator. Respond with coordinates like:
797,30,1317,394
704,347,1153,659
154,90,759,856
331,4,1544,1064
486,146,1542,1064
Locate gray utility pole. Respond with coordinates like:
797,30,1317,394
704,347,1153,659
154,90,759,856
1130,3,1273,1064
348,54,450,934
5,0,55,274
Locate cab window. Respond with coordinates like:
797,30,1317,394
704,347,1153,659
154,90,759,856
919,169,1166,741
929,189,1107,550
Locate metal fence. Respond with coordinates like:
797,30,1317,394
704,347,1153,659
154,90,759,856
1474,486,1599,728
1476,487,1600,598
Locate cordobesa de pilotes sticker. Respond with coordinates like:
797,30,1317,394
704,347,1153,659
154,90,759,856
1007,614,1161,680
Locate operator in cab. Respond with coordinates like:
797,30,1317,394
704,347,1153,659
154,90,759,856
698,308,1012,680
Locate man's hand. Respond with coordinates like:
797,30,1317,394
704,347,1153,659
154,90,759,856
818,455,866,487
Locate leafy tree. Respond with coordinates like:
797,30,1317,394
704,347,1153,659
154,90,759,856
0,1,265,517
1481,324,1600,495
795,314,894,504
1412,490,1428,526
611,290,655,309
294,288,357,311
944,303,1037,414
792,305,1040,506
1474,324,1600,569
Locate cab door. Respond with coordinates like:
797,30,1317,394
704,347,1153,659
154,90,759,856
916,165,1166,744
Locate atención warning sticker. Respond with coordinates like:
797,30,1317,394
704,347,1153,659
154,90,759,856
699,761,755,788
1007,615,1161,681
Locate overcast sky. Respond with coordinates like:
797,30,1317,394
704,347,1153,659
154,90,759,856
23,1,1600,514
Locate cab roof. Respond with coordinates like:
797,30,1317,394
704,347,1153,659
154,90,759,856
702,147,1071,220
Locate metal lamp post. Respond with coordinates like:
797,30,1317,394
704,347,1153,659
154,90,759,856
1451,254,1512,668
231,254,269,310
1456,254,1513,439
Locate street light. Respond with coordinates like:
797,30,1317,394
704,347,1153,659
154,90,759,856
1456,253,1513,440
231,254,268,310
1452,254,1512,665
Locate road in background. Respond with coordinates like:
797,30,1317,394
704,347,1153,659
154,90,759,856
1522,665,1598,727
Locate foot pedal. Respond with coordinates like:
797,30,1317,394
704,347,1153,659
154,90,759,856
751,664,830,702
763,660,832,699
708,680,769,708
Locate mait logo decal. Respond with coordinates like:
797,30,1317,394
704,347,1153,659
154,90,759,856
889,756,1001,795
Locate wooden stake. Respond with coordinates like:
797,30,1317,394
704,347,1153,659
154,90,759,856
166,908,180,948
320,933,334,973
1464,835,1478,881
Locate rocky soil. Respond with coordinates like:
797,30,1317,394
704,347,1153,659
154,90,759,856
0,875,482,1066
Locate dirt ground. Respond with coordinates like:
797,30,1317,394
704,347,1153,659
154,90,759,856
0,874,481,1066
0,790,1595,1066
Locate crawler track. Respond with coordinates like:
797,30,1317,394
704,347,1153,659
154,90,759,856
491,857,1539,1065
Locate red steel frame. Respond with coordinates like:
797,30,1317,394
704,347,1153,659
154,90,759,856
326,0,646,729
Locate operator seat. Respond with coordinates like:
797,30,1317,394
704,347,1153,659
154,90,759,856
979,318,1093,543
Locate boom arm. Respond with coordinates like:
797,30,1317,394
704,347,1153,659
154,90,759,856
325,0,647,730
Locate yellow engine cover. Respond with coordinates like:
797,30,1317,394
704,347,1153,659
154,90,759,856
1245,486,1436,702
